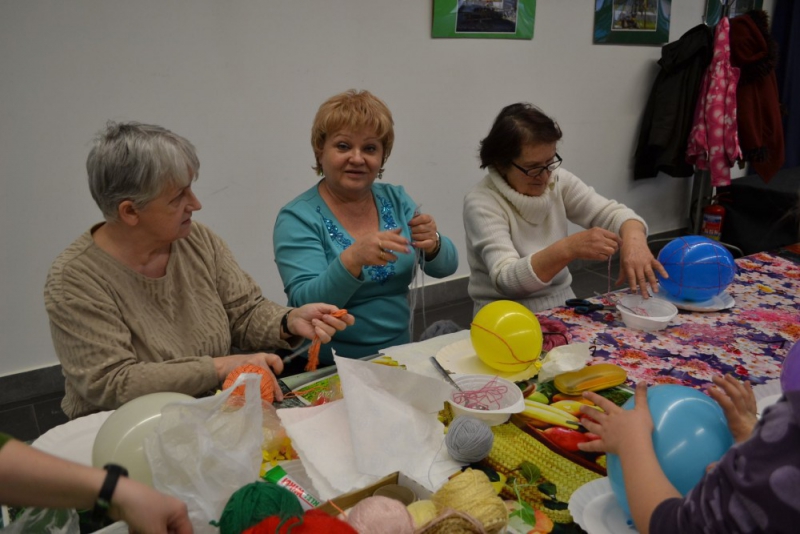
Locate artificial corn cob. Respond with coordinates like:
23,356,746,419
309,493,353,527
485,423,602,524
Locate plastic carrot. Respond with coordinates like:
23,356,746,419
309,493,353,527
305,309,348,371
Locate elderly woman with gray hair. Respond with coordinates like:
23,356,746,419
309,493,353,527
45,122,353,419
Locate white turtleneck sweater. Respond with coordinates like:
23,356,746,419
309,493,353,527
463,167,647,315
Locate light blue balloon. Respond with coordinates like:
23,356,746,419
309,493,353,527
607,384,734,518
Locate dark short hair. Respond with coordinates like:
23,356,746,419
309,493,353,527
479,103,562,170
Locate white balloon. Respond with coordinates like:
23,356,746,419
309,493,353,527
92,392,193,486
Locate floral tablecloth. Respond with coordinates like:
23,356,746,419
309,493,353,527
544,249,800,391
487,248,800,531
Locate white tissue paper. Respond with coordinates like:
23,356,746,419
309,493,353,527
537,343,593,383
277,355,460,500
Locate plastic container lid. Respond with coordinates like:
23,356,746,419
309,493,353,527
553,363,627,395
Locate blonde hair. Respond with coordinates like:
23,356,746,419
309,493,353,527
311,89,394,174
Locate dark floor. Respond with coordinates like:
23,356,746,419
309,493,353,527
0,261,621,442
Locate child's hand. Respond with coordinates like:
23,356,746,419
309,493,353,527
578,382,654,455
708,374,757,443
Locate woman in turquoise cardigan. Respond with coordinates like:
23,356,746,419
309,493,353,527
274,90,458,366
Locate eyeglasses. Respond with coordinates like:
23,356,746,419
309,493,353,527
510,153,562,178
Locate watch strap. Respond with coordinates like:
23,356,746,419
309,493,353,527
425,231,442,259
280,310,291,337
92,464,128,522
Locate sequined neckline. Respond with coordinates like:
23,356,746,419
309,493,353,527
316,192,398,284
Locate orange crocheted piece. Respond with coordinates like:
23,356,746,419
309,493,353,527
305,309,348,372
223,363,275,403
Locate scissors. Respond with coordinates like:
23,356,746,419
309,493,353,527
565,298,611,315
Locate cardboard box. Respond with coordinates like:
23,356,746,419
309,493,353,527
318,472,432,515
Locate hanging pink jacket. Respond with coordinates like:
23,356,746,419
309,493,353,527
686,17,742,187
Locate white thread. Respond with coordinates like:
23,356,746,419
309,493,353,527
408,205,428,340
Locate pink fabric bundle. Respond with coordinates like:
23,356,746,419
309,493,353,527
686,17,742,187
537,315,570,352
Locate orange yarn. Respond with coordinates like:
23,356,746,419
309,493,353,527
305,309,348,372
223,364,275,403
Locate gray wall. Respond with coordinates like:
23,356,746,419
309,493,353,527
0,1,765,375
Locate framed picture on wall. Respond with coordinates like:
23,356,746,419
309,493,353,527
704,0,763,27
593,0,671,45
432,0,536,40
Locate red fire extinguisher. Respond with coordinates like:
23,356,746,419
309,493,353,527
701,198,725,241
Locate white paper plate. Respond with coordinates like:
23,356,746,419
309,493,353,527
582,492,639,533
569,477,611,527
753,379,782,417
31,410,112,466
656,285,735,312
435,338,539,382
570,477,639,533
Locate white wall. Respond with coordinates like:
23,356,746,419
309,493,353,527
0,0,771,375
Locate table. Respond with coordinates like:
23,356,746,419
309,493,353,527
30,249,800,533
382,248,800,532
546,249,799,390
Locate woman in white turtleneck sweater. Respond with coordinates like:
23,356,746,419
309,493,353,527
464,103,666,315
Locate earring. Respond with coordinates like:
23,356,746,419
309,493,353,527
378,168,384,180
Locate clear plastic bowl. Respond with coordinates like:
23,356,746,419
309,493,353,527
447,374,525,426
618,295,678,332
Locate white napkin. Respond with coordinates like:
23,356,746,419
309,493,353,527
537,343,593,383
277,356,461,499
276,400,379,500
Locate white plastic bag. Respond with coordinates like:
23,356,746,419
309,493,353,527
144,373,263,533
0,508,79,534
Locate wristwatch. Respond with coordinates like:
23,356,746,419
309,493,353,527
92,464,129,522
426,232,442,259
280,310,291,337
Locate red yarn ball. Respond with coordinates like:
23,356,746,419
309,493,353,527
243,510,357,534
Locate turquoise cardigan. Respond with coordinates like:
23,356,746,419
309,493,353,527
274,182,458,364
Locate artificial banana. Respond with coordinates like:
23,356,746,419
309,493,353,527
550,400,603,417
520,399,580,429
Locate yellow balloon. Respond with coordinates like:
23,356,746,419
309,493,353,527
470,300,543,372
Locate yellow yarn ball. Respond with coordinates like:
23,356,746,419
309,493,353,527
407,499,438,528
431,469,508,534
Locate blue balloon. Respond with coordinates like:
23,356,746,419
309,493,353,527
607,384,734,518
656,236,736,301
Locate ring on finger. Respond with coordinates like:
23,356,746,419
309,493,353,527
379,250,386,261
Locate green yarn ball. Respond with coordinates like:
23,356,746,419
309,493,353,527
215,481,304,534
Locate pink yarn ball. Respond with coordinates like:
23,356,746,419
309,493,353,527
347,495,415,534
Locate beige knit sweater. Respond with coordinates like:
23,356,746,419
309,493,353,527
44,221,292,419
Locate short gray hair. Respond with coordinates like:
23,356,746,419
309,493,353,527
87,121,200,220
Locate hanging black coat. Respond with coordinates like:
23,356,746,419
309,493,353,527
634,24,714,179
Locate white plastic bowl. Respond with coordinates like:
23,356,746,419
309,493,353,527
447,374,524,426
618,295,678,332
